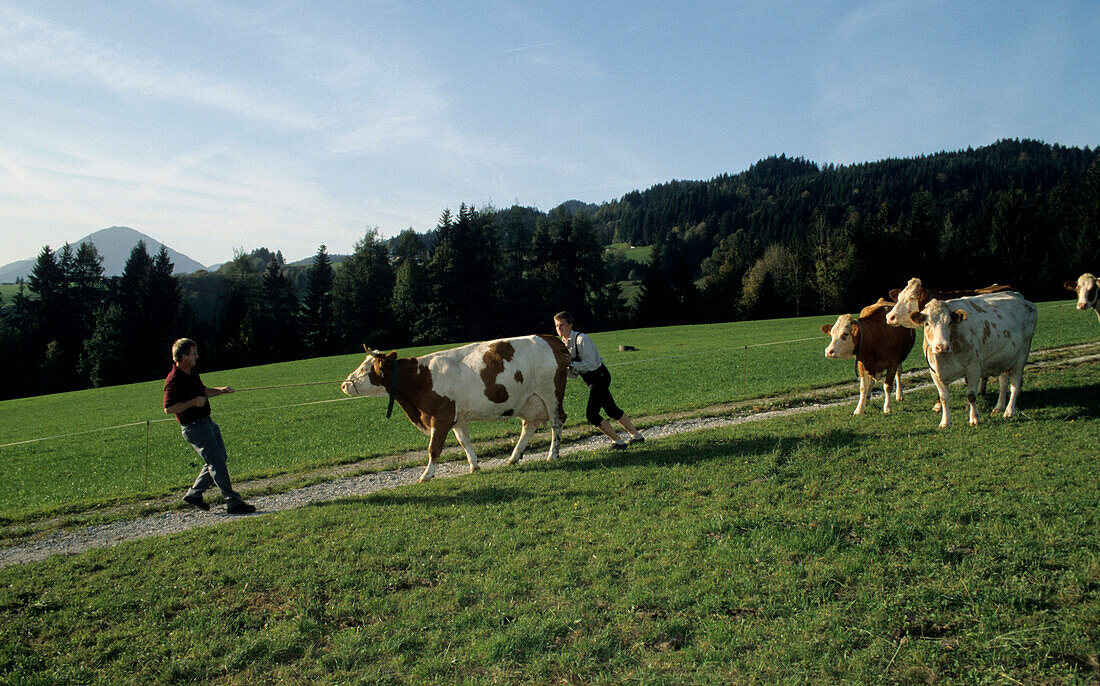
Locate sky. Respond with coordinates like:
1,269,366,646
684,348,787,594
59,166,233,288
1,0,1097,268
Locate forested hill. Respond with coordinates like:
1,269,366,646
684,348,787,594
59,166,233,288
2,138,1096,399
586,138,1098,323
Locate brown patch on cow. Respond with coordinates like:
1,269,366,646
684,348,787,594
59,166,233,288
849,302,916,379
514,370,524,384
982,321,993,343
501,409,514,417
538,334,570,423
374,356,457,434
480,341,516,404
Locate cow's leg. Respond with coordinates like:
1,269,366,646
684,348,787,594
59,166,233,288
894,370,904,402
507,420,535,465
421,421,451,482
854,370,870,415
882,366,898,414
978,376,988,396
546,404,564,462
452,425,478,473
1003,364,1025,418
931,370,951,428
991,372,1010,416
964,374,982,426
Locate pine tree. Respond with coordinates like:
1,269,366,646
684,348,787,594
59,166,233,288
300,244,336,355
333,229,396,350
255,253,300,362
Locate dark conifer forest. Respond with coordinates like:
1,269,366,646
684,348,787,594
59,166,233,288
1,138,1097,399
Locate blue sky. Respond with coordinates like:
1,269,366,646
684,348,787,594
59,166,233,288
1,0,1097,268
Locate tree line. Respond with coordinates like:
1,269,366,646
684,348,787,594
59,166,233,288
0,138,1096,400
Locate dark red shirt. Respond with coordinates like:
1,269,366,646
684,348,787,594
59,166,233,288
163,364,211,425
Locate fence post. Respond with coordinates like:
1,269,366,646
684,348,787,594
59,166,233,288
145,421,150,490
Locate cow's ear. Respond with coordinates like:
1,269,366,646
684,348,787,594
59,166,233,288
909,312,926,325
385,351,398,360
850,322,860,338
1064,280,1078,292
951,309,968,323
820,324,832,335
888,288,901,300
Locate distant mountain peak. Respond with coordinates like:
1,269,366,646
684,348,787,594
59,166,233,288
0,226,207,282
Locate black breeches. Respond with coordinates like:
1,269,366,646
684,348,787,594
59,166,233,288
581,365,623,426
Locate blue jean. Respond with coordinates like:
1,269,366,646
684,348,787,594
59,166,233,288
181,417,243,506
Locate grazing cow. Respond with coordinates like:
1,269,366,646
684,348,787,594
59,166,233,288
908,292,1037,428
821,299,916,414
1064,273,1100,323
341,335,569,482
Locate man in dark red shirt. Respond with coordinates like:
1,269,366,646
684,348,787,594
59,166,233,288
164,338,255,515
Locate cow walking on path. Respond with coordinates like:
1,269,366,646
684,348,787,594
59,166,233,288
341,335,569,482
1064,273,1100,323
908,292,1037,428
822,299,916,414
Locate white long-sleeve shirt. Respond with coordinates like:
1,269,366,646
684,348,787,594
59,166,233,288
564,331,603,378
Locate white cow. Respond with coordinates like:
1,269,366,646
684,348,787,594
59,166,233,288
885,277,1012,409
341,335,569,482
908,292,1037,428
1064,273,1100,323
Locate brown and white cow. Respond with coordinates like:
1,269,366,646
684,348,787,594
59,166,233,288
341,335,569,482
908,292,1037,428
885,278,1013,407
1064,273,1100,323
884,277,1013,327
821,299,916,414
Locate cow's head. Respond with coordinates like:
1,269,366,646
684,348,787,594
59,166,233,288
1064,273,1098,312
884,277,925,328
822,314,859,359
909,299,967,355
341,346,397,397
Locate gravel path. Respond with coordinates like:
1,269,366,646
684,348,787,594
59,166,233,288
3,346,1097,569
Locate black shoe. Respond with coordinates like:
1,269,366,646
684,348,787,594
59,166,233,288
183,495,209,511
609,442,628,451
227,502,256,515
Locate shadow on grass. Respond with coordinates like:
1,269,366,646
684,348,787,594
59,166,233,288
545,427,868,474
1012,381,1100,419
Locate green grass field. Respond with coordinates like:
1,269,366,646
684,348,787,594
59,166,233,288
1,355,1096,684
0,300,1095,524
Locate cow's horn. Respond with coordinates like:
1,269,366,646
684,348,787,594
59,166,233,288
364,345,385,358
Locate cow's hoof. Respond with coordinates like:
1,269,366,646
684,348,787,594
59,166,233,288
938,422,950,429
1002,410,1014,419
882,408,892,415
418,474,433,483
505,457,519,465
469,465,478,474
853,409,863,415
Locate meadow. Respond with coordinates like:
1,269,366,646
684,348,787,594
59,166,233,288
0,354,1096,684
0,300,1095,524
